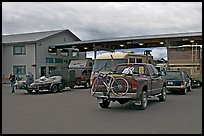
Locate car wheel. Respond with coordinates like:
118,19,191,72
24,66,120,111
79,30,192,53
181,87,187,95
99,100,110,108
158,85,167,101
187,84,192,92
137,91,148,110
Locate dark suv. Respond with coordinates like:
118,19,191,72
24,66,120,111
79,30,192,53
164,70,192,95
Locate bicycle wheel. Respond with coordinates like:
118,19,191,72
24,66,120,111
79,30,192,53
91,78,99,96
111,77,129,96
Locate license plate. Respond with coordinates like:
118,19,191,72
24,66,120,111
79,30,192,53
168,82,174,85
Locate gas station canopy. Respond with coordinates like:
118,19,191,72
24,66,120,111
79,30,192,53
53,32,202,52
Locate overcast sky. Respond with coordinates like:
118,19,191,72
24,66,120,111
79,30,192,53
2,2,202,59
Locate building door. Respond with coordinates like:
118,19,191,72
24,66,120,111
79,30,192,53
41,66,46,77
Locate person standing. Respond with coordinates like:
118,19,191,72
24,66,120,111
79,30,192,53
9,73,16,93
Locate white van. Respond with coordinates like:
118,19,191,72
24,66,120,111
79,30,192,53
69,58,94,88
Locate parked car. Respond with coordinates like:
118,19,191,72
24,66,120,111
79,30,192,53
91,63,167,110
164,70,192,95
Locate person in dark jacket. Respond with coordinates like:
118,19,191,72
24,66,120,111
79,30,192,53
9,73,16,93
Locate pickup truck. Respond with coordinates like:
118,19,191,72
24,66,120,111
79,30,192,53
91,63,167,110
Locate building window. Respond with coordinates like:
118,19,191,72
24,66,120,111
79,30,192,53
71,50,79,58
136,58,143,63
55,58,63,63
48,47,57,55
46,57,54,63
13,65,26,75
13,46,26,55
49,66,57,74
129,58,135,63
60,49,69,56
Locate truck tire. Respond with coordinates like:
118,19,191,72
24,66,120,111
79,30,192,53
158,85,167,101
58,84,64,92
137,91,148,110
99,99,110,108
50,84,58,93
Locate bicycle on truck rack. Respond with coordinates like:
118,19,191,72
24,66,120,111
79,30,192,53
91,71,129,97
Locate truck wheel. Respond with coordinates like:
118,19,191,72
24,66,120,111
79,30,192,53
50,84,58,93
58,84,64,92
99,100,110,108
158,85,167,101
137,91,148,110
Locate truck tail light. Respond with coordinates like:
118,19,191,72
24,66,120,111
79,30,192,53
131,79,137,90
181,81,184,86
91,77,96,86
180,81,185,86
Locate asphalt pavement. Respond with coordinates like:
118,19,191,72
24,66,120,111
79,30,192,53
2,85,202,134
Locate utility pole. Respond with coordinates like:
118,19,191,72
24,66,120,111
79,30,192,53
93,43,97,60
165,41,171,70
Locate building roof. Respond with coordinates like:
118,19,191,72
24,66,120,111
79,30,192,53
2,29,80,44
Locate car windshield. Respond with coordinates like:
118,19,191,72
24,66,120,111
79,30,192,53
93,59,126,72
165,71,182,80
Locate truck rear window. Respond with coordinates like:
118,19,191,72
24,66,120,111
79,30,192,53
116,65,146,74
